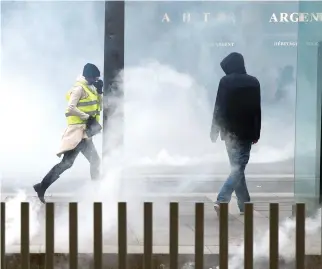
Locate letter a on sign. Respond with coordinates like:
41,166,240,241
162,13,170,22
269,13,278,22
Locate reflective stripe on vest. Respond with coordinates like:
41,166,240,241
65,81,100,125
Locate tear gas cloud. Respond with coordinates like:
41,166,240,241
1,1,304,186
1,1,322,267
123,1,300,169
0,1,105,185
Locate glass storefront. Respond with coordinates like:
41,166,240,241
124,1,298,172
123,1,322,204
294,1,322,210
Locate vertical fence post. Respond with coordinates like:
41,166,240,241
244,203,253,269
94,202,103,269
46,203,54,269
269,203,279,269
21,202,30,269
219,203,229,269
118,202,127,269
69,203,78,269
144,202,153,269
296,203,305,269
195,203,204,269
1,203,5,269
169,203,178,269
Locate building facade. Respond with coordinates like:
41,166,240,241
104,1,322,210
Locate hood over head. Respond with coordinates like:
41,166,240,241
83,63,100,78
76,75,88,84
220,52,246,75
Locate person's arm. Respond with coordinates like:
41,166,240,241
254,81,261,142
210,79,224,142
98,94,103,112
66,86,90,121
93,79,103,113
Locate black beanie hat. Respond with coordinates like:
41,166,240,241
83,63,100,78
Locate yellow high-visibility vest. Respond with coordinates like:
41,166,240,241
65,81,100,125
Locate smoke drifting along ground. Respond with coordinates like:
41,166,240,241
1,1,321,268
3,63,321,267
228,209,322,269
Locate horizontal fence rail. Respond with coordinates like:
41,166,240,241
0,202,308,269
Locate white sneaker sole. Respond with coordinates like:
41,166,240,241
214,204,220,217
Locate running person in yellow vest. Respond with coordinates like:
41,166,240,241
33,63,103,203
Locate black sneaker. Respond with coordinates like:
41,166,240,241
33,183,46,204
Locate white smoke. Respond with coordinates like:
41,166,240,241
4,190,41,246
1,1,320,267
3,78,125,251
0,1,105,182
3,63,321,257
226,209,322,269
1,0,300,187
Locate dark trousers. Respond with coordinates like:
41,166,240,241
40,138,100,191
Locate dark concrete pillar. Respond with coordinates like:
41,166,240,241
102,0,124,156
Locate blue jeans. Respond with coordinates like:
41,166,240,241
216,138,252,212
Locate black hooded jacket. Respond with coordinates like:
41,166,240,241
211,52,261,142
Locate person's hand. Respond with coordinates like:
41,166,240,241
210,131,219,143
93,79,103,94
86,115,95,125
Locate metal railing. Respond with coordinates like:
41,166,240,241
0,202,306,269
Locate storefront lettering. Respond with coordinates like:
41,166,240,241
269,12,322,22
274,41,298,46
161,12,322,23
161,12,235,23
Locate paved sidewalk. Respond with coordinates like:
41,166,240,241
3,193,321,255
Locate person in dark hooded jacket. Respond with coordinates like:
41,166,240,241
210,52,261,215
